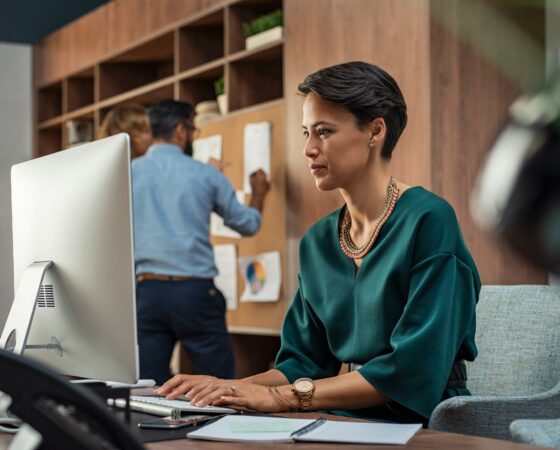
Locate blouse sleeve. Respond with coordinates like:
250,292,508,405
274,275,342,382
357,252,478,419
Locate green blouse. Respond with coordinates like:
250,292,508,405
275,187,480,420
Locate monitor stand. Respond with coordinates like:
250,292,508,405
0,261,63,356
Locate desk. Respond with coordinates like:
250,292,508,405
0,411,550,449
141,412,550,450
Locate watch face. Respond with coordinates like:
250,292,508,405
295,379,314,393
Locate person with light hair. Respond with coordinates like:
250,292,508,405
99,104,152,159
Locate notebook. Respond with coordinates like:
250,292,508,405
109,395,236,418
187,415,422,444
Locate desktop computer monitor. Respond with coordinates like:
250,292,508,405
0,134,138,383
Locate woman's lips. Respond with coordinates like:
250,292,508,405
310,164,326,175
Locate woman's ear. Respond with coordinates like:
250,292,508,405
368,118,386,148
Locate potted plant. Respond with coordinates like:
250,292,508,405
214,75,227,115
243,9,283,51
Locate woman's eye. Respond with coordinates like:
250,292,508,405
317,128,332,138
302,130,309,138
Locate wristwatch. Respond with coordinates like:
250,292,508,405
292,377,316,411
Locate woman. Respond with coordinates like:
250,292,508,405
99,104,152,159
155,61,480,425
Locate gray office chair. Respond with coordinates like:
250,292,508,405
429,285,560,440
510,418,560,448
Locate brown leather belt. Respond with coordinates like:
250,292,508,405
136,273,210,283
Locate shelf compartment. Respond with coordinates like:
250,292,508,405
179,64,224,108
37,82,63,122
226,0,283,54
37,125,62,157
178,9,224,72
65,111,95,148
99,82,174,126
228,42,283,111
66,67,95,113
99,32,174,100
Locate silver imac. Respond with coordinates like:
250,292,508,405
0,133,138,383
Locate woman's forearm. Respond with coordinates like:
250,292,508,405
241,368,389,412
274,371,390,411
241,369,289,386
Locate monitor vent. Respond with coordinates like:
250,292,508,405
37,285,54,308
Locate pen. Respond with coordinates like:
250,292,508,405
290,418,326,437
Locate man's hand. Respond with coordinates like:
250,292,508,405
249,169,270,196
208,157,232,172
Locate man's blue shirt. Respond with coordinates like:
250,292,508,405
131,143,261,277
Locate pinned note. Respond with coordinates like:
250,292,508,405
193,134,222,164
243,122,271,193
213,244,238,310
238,251,281,302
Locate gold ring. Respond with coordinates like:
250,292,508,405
230,385,238,396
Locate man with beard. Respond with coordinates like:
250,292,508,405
132,99,269,384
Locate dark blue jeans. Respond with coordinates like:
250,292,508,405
136,279,235,385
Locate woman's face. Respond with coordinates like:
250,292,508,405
302,92,374,192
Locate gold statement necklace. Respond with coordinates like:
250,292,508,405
339,176,399,260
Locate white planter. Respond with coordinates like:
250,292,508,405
217,93,228,115
245,26,283,51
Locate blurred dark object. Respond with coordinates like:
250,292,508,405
471,78,560,274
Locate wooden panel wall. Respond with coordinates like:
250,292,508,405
283,0,433,292
34,0,222,86
429,0,547,284
283,0,545,289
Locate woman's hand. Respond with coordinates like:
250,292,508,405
157,375,289,412
212,382,288,413
154,374,222,400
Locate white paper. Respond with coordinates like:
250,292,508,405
210,191,246,239
297,421,422,445
193,134,222,164
238,251,281,302
243,122,271,193
188,415,315,443
213,244,238,311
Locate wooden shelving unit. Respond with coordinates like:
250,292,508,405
33,0,286,377
34,0,284,155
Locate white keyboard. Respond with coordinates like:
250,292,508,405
110,395,236,418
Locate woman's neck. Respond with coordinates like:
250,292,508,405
340,167,392,233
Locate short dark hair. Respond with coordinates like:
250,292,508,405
148,100,194,140
298,61,407,159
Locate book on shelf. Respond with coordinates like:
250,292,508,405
187,414,422,445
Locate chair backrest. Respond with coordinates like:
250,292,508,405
467,285,560,397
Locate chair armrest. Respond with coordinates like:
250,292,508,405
510,418,560,447
429,388,560,440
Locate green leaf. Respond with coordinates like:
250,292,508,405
214,75,224,96
242,9,283,38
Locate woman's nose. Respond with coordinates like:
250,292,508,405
303,138,319,158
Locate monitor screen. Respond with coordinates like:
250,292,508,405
2,134,138,383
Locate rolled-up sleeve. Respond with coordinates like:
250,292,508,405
357,253,478,418
275,275,342,382
213,172,261,236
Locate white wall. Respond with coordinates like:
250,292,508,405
0,42,33,327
